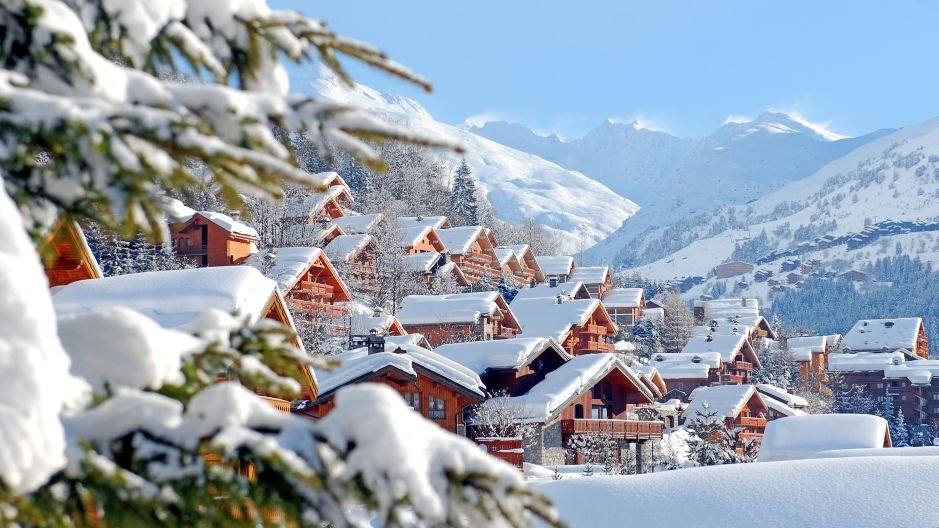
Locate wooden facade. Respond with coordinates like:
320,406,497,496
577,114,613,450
41,219,102,287
438,228,501,283
171,213,258,267
563,303,618,355
301,364,483,435
402,226,447,254
479,344,570,397
713,261,755,279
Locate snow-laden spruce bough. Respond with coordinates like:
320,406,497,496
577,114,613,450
0,0,560,525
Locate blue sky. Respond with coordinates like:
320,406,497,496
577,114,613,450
275,1,939,139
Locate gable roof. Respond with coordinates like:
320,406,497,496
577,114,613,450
315,342,486,399
503,244,545,281
650,352,723,379
284,186,352,220
397,291,519,328
436,226,490,255
787,336,828,362
52,266,280,330
535,255,574,277
323,234,373,263
602,288,644,309
165,199,259,239
510,297,614,344
694,298,761,320
755,384,808,409
682,384,764,424
247,247,352,302
680,333,759,366
350,311,406,337
570,266,611,285
397,215,450,230
42,219,103,287
493,247,522,271
399,225,445,250
434,337,571,376
507,354,652,423
329,213,385,234
512,281,591,302
843,318,924,352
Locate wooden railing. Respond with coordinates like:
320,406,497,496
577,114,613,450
494,327,520,339
258,396,292,415
575,340,615,353
298,281,334,297
738,416,767,428
734,361,754,372
289,299,348,318
175,243,208,255
738,431,764,443
719,373,744,384
578,324,610,336
458,260,499,278
560,419,663,440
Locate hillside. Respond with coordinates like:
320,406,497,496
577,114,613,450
471,114,893,264
308,67,639,251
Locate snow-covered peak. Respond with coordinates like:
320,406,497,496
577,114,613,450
308,65,638,250
714,111,851,143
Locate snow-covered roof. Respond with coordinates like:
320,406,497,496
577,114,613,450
787,335,828,362
512,281,590,302
316,342,485,398
329,213,384,234
284,186,349,219
569,266,610,285
762,396,807,418
755,384,808,408
493,247,520,269
692,322,754,340
247,246,324,292
882,360,939,386
505,244,532,262
680,334,750,363
53,266,278,329
695,298,760,320
507,354,651,422
397,215,449,230
404,252,443,273
535,255,574,277
843,318,924,352
827,351,911,372
649,352,723,379
434,337,570,375
397,292,516,327
349,312,402,336
399,225,436,248
758,414,890,462
511,297,609,343
436,226,486,254
166,199,259,239
682,384,762,424
601,288,644,309
323,234,372,263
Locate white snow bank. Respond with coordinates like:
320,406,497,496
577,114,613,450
532,455,939,527
758,414,889,462
0,188,83,493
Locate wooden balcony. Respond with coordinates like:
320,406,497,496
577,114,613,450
458,260,500,278
289,299,348,318
494,327,520,339
718,373,744,384
738,416,767,428
175,243,208,256
578,324,610,336
298,280,335,297
738,431,764,443
734,361,754,372
561,419,663,440
258,396,292,415
574,340,615,353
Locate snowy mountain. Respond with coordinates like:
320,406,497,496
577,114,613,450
471,114,893,264
307,67,639,251
623,116,939,296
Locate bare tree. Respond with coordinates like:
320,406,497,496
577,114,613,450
657,290,695,353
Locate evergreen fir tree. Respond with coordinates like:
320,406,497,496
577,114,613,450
451,159,479,226
892,408,910,447
686,403,737,466
498,275,520,302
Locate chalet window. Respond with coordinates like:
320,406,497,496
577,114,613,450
890,381,899,387
533,358,544,372
876,383,884,389
574,404,584,419
592,381,613,400
677,383,684,391
932,394,939,401
900,395,907,401
404,392,422,412
428,396,446,420
591,405,611,419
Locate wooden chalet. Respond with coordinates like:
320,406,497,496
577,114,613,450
512,280,592,302
399,225,447,254
493,247,529,285
755,384,808,420
323,234,377,293
166,200,259,267
693,315,776,356
397,215,451,231
298,337,486,435
601,287,646,327
330,213,385,235
51,266,318,403
713,261,754,279
349,309,407,339
41,218,102,287
650,352,723,399
404,252,470,288
788,335,841,393
504,244,545,284
504,354,662,469
435,337,572,397
283,172,354,225
682,384,769,449
694,297,776,351
534,255,574,283
680,332,762,385
250,247,352,323
397,292,522,347
569,266,613,298
436,226,501,282
843,317,929,359
511,296,617,355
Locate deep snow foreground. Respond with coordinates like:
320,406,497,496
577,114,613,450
532,455,939,527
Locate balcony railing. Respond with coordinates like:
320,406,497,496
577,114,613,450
289,300,348,318
560,419,663,440
718,373,744,384
575,340,615,353
298,281,334,297
578,324,610,336
734,361,754,372
175,243,208,255
738,431,764,443
494,327,520,339
257,396,293,415
738,416,767,428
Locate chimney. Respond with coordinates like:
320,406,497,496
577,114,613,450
706,334,714,342
417,215,424,222
529,277,537,288
556,295,563,305
366,328,386,355
549,276,558,288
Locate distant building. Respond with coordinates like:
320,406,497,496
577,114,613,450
838,270,867,282
713,261,754,279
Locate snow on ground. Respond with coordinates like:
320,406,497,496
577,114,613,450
532,455,939,527
309,65,638,251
